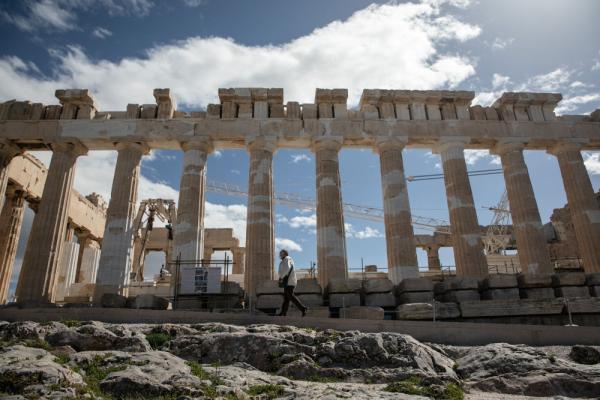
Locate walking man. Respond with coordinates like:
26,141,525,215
278,249,308,317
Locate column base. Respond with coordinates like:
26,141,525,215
388,266,419,284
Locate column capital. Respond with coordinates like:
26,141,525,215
0,139,23,160
490,138,527,156
373,136,408,154
432,136,470,155
4,186,25,200
311,136,344,153
547,139,589,156
115,141,150,155
181,137,213,153
246,135,278,153
50,140,88,157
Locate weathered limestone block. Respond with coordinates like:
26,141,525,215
520,288,556,299
481,288,520,300
101,293,127,308
518,273,553,288
567,297,600,313
301,104,317,119
221,101,237,118
221,281,242,295
255,280,283,295
153,88,175,119
365,292,396,307
469,105,486,120
364,278,394,294
481,274,518,290
439,277,479,292
555,286,590,298
396,302,460,320
591,286,600,297
327,278,362,294
295,279,322,294
126,104,140,118
333,103,348,119
552,272,587,287
140,104,157,119
397,278,434,293
206,104,221,119
442,290,480,303
340,306,384,320
361,104,379,119
286,102,300,119
132,294,170,310
297,294,323,307
43,105,62,119
30,103,44,120
7,101,33,120
270,104,285,118
586,273,600,286
484,107,499,120
256,294,283,309
237,103,253,118
460,298,564,317
329,293,361,308
398,291,434,304
190,111,206,118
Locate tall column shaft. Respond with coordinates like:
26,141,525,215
95,142,147,298
426,245,441,271
0,140,22,212
494,141,553,275
313,137,348,288
551,143,600,272
244,137,276,297
16,142,87,303
376,138,418,283
437,139,488,278
0,189,26,303
232,248,245,275
174,139,212,261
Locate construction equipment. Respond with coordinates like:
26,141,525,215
131,199,176,281
481,190,513,254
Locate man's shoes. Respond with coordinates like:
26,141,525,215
301,307,309,317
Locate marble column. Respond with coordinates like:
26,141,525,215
425,245,441,271
493,140,553,275
173,138,212,262
0,188,26,304
95,142,148,298
436,139,488,278
313,137,348,288
375,137,418,283
16,141,87,303
549,142,600,272
0,140,22,212
244,136,276,297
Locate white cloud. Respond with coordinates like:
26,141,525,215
212,150,222,158
92,27,113,39
345,223,384,239
555,93,600,114
278,214,317,230
523,68,571,91
583,152,600,175
1,0,154,32
291,154,311,163
204,202,248,244
592,61,600,72
491,73,510,89
464,149,500,165
0,1,479,109
489,37,514,50
182,0,205,6
275,238,302,252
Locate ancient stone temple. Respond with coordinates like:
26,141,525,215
0,87,599,305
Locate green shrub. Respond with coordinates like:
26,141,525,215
384,377,464,400
145,332,171,349
246,384,285,399
442,383,464,400
384,376,425,395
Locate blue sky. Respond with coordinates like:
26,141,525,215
1,0,599,284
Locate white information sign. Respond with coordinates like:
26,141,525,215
179,266,221,294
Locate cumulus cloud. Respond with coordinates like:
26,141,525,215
275,238,302,252
555,94,600,114
491,73,510,89
464,149,500,166
345,223,384,239
522,68,571,92
291,154,311,163
204,202,248,244
92,27,113,39
0,1,480,109
1,0,154,32
488,37,514,50
583,152,600,175
278,214,317,230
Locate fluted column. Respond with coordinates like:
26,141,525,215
95,142,148,298
0,140,22,212
493,140,553,275
549,142,600,272
244,136,276,297
232,247,245,275
426,245,441,271
436,139,488,278
174,138,213,262
0,188,26,303
16,142,87,303
375,137,418,283
313,136,348,288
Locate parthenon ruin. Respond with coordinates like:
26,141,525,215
0,87,599,307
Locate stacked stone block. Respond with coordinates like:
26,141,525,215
255,280,283,310
480,274,520,300
587,273,600,297
518,274,555,299
396,302,460,320
294,279,324,308
327,278,361,308
396,278,434,304
435,277,481,303
363,278,396,307
552,272,590,298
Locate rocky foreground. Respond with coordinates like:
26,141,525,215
0,320,599,399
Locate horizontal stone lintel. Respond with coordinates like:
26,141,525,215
0,118,598,151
